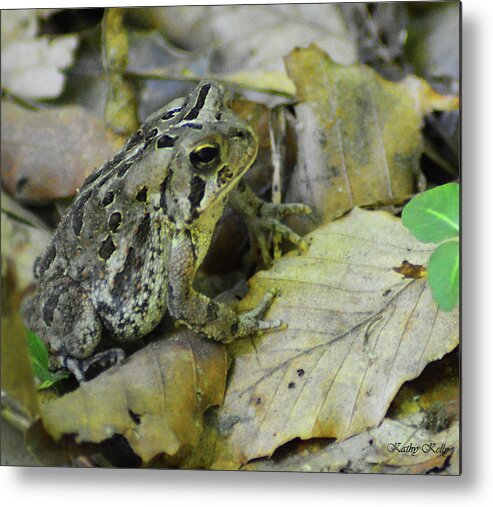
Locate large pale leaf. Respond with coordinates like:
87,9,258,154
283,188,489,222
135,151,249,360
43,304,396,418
41,330,227,463
1,102,122,203
140,4,357,96
208,208,458,467
284,44,459,227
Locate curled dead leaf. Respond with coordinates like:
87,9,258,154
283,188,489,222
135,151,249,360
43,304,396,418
40,330,228,463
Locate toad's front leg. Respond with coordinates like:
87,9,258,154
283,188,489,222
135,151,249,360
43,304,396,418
167,230,283,343
230,182,311,265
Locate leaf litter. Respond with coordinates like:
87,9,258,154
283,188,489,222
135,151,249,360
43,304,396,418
40,330,228,463
284,44,459,230
204,208,458,468
2,10,459,470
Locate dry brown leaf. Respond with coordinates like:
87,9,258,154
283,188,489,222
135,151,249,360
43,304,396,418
207,207,458,468
1,102,122,203
40,330,227,463
284,44,459,227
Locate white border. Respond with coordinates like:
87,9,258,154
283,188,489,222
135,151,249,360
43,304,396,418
2,0,493,506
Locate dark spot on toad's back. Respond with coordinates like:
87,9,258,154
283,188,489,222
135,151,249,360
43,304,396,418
181,122,203,130
126,130,144,150
183,83,211,121
136,214,151,244
157,135,177,148
72,190,93,236
117,163,131,178
35,243,57,277
42,293,60,326
135,187,147,202
102,191,115,207
108,212,122,232
145,128,158,140
99,236,116,260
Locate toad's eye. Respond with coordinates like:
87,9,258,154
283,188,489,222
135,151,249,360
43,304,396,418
190,143,220,170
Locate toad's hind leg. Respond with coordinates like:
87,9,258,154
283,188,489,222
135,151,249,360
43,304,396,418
25,276,124,382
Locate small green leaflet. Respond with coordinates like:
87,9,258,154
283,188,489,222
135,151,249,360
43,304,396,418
428,241,459,312
402,183,459,312
27,330,67,389
402,183,459,243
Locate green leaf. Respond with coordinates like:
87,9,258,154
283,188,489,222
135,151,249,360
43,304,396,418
27,330,67,389
402,183,459,243
428,240,459,311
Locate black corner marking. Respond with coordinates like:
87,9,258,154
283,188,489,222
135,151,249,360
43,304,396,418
99,236,116,260
157,134,177,149
183,83,211,121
